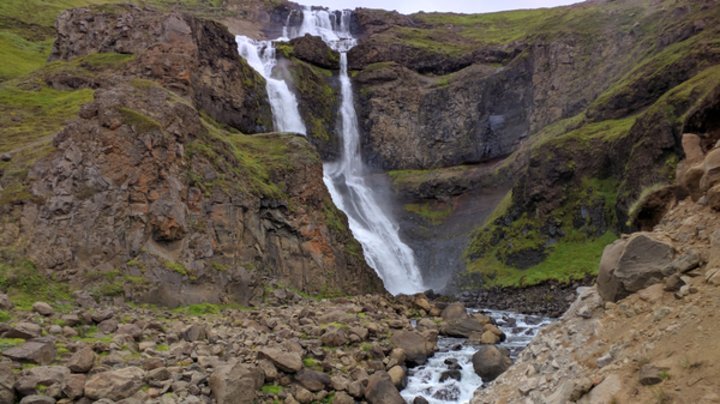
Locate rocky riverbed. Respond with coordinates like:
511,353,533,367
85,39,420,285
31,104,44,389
0,288,524,403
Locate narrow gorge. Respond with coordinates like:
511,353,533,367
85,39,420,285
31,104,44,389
1,0,719,403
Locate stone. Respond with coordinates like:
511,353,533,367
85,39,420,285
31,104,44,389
413,294,433,312
439,369,461,382
145,367,171,382
578,374,623,404
441,302,467,321
320,327,348,347
701,148,720,190
387,365,406,389
91,309,114,323
364,371,404,404
663,273,685,292
98,318,118,334
288,34,340,70
117,324,143,340
333,391,355,404
706,267,720,285
209,361,264,404
639,364,663,386
597,233,675,302
413,397,430,404
441,317,487,338
258,359,278,381
84,367,145,401
471,345,512,382
181,324,206,342
32,302,54,316
390,331,434,366
14,366,70,396
3,340,56,365
258,348,303,373
681,134,704,164
63,374,85,400
596,353,613,368
67,347,95,373
0,361,15,403
19,395,56,404
295,369,331,392
294,385,314,404
2,322,41,339
707,184,720,211
0,293,12,310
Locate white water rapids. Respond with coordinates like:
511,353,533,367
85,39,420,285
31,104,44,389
236,8,425,295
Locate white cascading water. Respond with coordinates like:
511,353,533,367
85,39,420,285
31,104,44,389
295,8,425,295
235,36,307,134
236,7,424,295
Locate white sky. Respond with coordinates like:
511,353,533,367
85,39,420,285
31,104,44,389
293,0,584,14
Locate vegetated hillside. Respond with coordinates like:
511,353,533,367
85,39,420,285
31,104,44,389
0,0,384,309
345,0,720,289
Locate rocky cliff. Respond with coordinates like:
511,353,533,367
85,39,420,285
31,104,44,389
340,0,720,290
0,3,382,307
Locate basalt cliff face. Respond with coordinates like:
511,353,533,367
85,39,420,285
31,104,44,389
0,3,382,307
335,0,720,291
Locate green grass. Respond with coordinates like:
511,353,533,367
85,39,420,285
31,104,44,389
404,202,453,225
163,260,190,277
261,384,283,395
467,231,616,287
302,357,321,369
0,310,10,322
172,303,221,316
0,251,73,311
0,338,25,350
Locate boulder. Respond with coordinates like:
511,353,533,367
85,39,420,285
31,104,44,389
31,302,54,317
707,184,720,211
3,339,56,365
2,322,41,339
181,324,206,342
597,233,675,302
387,365,407,389
0,361,15,403
701,148,720,191
62,374,85,400
441,302,467,321
0,293,13,310
390,330,435,366
14,366,70,396
681,133,704,164
208,361,264,404
639,364,663,386
258,348,303,373
441,317,486,338
472,345,511,382
364,371,404,404
67,347,95,373
84,367,145,401
294,369,331,392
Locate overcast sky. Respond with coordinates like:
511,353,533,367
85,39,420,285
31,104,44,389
294,0,583,14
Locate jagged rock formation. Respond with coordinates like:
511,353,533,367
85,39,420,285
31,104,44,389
0,4,382,306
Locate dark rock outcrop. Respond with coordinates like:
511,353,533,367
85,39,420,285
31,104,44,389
51,5,274,135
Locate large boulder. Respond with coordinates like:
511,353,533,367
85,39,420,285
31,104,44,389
441,302,467,321
84,367,145,401
472,345,511,382
597,233,675,302
364,371,405,404
295,369,331,392
390,330,435,366
0,362,15,403
14,366,70,396
67,347,95,373
208,361,264,404
701,148,720,191
440,317,487,338
258,348,303,373
2,339,56,365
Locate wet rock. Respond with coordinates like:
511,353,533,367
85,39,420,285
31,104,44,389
67,347,95,373
209,361,263,404
413,397,430,404
441,318,486,338
472,345,511,382
3,339,56,365
84,366,145,401
288,34,340,69
439,369,461,382
365,371,404,404
597,233,675,302
390,330,434,366
258,348,303,373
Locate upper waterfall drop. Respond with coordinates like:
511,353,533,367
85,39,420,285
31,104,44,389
295,8,425,295
235,36,307,134
235,7,425,295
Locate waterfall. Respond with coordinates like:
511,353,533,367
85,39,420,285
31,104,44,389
235,8,425,295
235,36,307,134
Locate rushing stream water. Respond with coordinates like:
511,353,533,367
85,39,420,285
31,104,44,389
236,8,425,295
402,310,552,403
